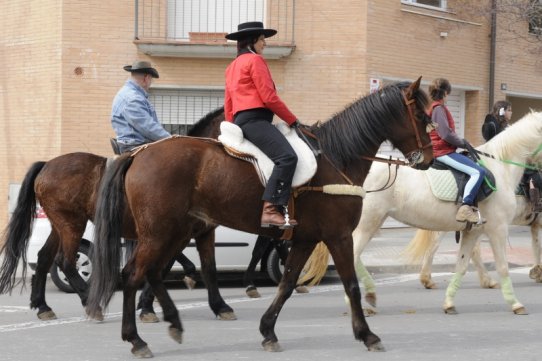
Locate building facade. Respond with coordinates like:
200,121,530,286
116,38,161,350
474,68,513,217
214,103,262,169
1,0,542,227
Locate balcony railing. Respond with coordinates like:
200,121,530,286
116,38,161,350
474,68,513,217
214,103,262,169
134,0,296,59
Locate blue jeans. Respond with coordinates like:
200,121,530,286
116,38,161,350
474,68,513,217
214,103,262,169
436,152,486,205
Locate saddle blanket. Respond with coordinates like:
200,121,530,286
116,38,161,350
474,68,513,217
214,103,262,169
218,121,317,187
425,167,459,202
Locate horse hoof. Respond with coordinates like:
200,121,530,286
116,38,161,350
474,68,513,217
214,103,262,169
365,292,377,307
218,311,237,320
183,276,196,290
295,285,309,294
168,327,183,344
529,265,542,281
363,308,376,317
367,341,386,352
132,345,154,358
140,312,159,323
262,340,282,352
444,306,457,315
422,280,437,289
92,310,104,322
513,306,529,315
37,310,57,321
485,280,499,289
246,288,261,298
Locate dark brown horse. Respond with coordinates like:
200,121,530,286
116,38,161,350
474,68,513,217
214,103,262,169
87,78,434,357
0,107,229,321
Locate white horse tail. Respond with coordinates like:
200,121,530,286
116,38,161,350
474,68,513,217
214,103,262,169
402,229,440,265
299,241,330,286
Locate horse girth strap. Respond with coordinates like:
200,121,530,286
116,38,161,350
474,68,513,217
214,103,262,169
281,183,366,241
293,184,366,198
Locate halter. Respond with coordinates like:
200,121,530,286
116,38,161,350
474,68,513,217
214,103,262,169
360,91,432,167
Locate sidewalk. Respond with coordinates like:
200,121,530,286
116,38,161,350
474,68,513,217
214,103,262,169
361,225,537,275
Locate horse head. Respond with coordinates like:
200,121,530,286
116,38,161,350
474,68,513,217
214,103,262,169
397,76,434,170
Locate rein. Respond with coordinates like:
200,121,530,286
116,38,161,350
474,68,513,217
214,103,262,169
469,146,542,172
293,91,428,196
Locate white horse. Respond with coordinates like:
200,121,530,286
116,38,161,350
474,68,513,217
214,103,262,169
351,111,542,315
405,196,542,290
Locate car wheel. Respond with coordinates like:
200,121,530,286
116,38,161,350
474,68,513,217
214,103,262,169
50,242,93,293
265,248,284,284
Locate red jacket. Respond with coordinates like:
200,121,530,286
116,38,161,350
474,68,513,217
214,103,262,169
224,52,297,124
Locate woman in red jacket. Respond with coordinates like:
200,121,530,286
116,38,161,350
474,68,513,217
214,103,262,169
225,21,299,229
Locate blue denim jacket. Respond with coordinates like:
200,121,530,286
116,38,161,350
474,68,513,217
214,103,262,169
111,79,170,148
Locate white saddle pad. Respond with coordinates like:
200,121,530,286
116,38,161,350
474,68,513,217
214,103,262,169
218,121,317,187
425,167,458,202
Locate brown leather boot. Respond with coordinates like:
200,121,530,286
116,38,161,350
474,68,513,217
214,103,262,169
261,201,297,229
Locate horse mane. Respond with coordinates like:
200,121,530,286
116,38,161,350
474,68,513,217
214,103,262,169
479,111,542,161
313,82,428,168
188,106,225,137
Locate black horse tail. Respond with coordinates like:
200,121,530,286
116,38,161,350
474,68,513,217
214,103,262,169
87,153,133,317
0,161,46,294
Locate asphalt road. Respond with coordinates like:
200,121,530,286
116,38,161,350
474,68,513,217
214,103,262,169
1,267,541,361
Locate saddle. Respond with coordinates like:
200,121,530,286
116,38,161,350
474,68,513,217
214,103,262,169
425,158,496,204
217,121,318,187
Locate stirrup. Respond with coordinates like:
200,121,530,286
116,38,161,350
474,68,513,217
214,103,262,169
472,207,486,226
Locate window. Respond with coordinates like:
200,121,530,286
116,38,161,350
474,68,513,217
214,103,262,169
167,0,265,40
402,0,447,10
149,88,224,135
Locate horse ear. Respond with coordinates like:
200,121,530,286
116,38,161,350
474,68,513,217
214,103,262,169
406,76,422,97
409,76,422,93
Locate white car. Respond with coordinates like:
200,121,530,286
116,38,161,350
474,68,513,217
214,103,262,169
27,207,287,293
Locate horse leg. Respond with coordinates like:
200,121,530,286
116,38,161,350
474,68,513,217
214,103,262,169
176,252,197,289
485,227,527,314
145,268,184,344
327,237,384,351
418,231,443,289
443,231,480,314
243,235,271,298
196,229,236,320
274,239,308,293
354,260,376,310
470,239,499,289
260,241,317,352
30,232,59,320
120,260,154,358
352,214,384,307
136,256,176,323
528,220,542,282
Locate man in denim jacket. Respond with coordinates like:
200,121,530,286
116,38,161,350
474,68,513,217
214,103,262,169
111,60,170,153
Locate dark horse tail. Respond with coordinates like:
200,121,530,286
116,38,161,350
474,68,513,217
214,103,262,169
87,153,133,317
0,161,46,294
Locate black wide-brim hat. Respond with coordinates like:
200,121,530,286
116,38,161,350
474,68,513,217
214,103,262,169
123,60,159,78
225,21,277,41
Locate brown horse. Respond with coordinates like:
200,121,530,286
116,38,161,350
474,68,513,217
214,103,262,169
87,78,434,357
0,107,229,321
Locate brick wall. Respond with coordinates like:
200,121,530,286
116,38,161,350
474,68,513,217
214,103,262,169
0,1,63,227
3,0,542,228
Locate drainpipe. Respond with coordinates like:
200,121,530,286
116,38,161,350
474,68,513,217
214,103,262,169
488,0,497,112
134,0,139,40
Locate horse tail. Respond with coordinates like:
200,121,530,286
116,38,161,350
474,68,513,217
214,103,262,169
401,229,440,265
0,161,46,294
87,154,133,317
298,241,330,286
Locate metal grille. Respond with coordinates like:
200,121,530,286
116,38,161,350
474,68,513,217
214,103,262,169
149,88,224,135
136,0,295,44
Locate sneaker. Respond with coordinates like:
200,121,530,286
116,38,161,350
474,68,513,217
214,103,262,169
456,204,486,224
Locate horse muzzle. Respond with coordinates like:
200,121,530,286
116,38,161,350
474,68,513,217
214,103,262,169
406,150,432,170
